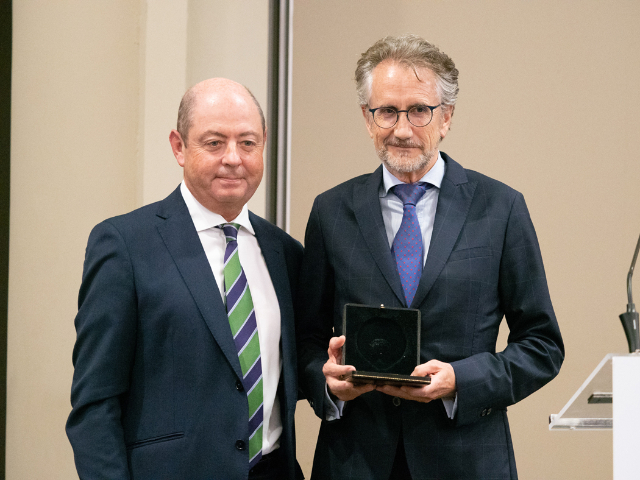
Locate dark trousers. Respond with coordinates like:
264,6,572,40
389,437,413,480
248,449,287,480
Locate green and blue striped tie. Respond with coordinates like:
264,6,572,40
221,223,263,467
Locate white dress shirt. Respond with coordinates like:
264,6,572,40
379,153,445,264
180,182,282,454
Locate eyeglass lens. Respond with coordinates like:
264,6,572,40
374,106,433,128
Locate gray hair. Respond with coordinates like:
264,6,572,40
355,34,459,108
177,83,265,146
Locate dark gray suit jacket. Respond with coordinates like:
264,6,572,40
297,153,564,479
66,187,304,480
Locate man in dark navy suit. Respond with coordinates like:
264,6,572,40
297,34,564,479
67,78,304,480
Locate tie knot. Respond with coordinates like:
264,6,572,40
393,183,429,206
220,223,241,243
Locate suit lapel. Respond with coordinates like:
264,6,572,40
250,213,297,406
250,213,293,340
411,155,477,308
155,188,243,379
354,166,406,305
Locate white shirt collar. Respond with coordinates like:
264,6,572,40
380,151,446,197
180,181,255,235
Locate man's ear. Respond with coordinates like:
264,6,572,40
439,105,454,141
169,130,186,167
361,106,374,139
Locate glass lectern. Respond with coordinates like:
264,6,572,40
549,353,619,430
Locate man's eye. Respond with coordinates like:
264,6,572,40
379,107,396,115
242,141,255,147
413,106,427,113
209,141,220,147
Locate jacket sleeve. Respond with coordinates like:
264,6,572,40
66,220,137,479
296,197,336,420
451,192,564,427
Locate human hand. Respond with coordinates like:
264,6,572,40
323,335,375,401
376,359,456,403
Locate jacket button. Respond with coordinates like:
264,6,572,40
481,409,487,417
236,380,244,392
235,440,246,451
487,408,492,415
392,397,401,407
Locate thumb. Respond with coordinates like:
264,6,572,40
328,335,346,363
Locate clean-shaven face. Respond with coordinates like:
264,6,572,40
171,80,265,220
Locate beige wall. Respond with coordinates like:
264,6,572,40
9,2,140,478
8,1,640,479
290,1,640,479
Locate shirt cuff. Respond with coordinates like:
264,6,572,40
442,395,458,419
323,383,345,421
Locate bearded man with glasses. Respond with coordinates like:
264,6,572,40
296,34,564,480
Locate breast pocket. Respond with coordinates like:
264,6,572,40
436,246,495,316
447,246,492,262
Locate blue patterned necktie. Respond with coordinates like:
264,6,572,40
391,183,430,306
220,223,263,468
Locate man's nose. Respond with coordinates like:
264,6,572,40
392,113,413,139
222,143,242,165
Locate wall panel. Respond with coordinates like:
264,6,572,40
9,2,141,477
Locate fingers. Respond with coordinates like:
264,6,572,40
411,359,443,377
377,360,457,403
322,359,354,378
377,384,433,403
327,335,346,365
323,336,376,401
323,361,375,401
410,360,457,400
328,377,376,402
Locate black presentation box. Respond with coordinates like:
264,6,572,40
341,303,430,387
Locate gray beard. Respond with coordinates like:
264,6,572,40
377,145,436,174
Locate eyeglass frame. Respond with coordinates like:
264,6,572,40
368,104,442,129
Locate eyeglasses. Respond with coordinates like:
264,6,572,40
368,104,441,129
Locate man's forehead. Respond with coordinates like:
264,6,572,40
188,109,264,142
196,128,262,138
370,63,438,104
191,94,260,124
372,61,435,84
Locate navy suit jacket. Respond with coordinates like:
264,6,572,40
66,187,304,480
297,153,564,480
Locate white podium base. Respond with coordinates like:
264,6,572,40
613,355,640,480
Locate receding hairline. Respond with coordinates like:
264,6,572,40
176,79,266,145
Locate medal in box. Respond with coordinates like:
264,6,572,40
341,303,430,387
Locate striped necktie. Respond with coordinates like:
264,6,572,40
391,183,430,306
221,223,263,468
